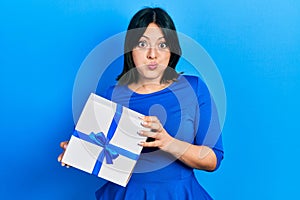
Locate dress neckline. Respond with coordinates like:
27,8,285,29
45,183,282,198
125,74,182,96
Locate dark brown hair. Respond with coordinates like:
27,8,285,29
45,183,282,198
117,7,182,85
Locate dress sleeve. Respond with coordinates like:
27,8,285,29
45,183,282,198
194,77,224,171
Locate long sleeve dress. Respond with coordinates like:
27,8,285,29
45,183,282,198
95,74,224,200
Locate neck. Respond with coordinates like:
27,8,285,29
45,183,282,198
136,76,162,86
128,80,172,94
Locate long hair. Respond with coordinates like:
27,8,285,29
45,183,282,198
117,7,182,85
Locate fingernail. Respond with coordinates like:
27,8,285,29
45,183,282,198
64,144,68,149
61,163,65,167
141,121,147,125
138,130,144,136
138,116,144,119
138,141,145,146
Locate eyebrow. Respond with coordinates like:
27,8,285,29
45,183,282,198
140,35,165,40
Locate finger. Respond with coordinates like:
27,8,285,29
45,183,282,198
57,153,63,162
58,155,70,168
61,161,70,167
141,121,162,131
138,130,158,138
61,162,70,168
60,141,68,149
143,116,159,123
142,116,163,131
138,140,159,147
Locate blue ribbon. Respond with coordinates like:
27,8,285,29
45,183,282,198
72,104,139,176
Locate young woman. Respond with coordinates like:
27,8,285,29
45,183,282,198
58,7,223,200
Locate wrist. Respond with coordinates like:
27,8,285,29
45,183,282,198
164,138,191,159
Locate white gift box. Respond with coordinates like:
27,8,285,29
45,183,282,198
62,93,148,187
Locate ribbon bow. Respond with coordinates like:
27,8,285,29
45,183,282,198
89,132,119,164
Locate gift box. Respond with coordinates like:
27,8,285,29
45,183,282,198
62,93,148,187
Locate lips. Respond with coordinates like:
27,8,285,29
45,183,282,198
147,63,158,70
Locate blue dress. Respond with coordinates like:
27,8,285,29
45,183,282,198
95,75,224,200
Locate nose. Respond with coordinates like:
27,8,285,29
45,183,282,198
147,47,157,59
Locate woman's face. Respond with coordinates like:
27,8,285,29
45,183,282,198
132,23,171,84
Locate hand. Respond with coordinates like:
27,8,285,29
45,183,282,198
138,116,174,152
57,141,70,168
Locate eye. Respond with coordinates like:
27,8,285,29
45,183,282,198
137,40,148,48
158,42,168,49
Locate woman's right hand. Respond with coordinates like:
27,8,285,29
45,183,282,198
57,141,69,167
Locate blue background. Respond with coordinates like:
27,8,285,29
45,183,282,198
1,0,299,199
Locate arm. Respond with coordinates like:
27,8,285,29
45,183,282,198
138,77,223,171
165,139,217,171
138,116,218,171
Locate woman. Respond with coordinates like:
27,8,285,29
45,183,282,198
59,7,223,199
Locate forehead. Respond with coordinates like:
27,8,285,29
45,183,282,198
142,23,165,39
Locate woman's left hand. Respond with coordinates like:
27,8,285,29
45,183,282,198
138,116,217,171
138,116,174,151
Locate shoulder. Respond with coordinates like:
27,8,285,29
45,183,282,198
180,75,209,95
180,74,205,86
